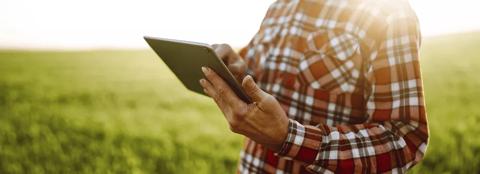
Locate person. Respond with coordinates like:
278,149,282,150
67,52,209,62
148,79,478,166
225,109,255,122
199,0,429,173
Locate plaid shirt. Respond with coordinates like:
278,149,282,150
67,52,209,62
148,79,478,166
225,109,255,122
237,0,428,173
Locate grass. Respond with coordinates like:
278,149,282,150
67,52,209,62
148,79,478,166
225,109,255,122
0,51,241,173
410,32,480,173
0,32,479,173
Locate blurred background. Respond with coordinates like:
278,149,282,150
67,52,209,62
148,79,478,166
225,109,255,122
0,0,479,173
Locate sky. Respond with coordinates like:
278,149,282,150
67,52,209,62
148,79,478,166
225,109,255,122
0,0,479,50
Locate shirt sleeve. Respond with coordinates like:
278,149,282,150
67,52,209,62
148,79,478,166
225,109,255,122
276,10,429,174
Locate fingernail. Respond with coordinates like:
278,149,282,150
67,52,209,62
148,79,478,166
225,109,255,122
246,75,253,82
201,67,208,74
199,79,204,84
246,75,256,87
242,75,250,85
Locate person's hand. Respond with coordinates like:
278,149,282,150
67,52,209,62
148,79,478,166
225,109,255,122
211,44,247,83
199,66,289,151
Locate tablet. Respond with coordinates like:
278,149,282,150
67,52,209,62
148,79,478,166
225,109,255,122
144,36,252,103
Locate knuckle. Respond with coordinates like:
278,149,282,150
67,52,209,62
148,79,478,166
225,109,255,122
205,71,215,79
228,105,250,133
258,95,275,106
216,87,226,95
229,125,239,133
232,105,247,117
203,89,210,96
264,95,275,102
215,50,223,57
211,93,221,102
229,120,241,133
229,64,242,73
245,104,259,115
248,86,261,96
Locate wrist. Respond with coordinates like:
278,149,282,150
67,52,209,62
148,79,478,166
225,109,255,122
269,118,290,152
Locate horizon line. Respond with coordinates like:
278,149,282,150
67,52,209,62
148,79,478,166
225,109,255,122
1,29,478,52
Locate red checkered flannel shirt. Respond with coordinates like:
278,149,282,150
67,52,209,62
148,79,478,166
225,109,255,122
237,0,428,173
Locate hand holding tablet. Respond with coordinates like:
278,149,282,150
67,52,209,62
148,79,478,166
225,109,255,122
211,44,247,83
144,36,252,103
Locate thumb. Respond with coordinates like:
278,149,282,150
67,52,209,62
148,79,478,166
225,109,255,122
242,75,267,102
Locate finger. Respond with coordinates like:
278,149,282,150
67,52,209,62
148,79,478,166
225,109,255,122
199,78,216,97
199,78,228,108
215,44,239,65
223,44,238,64
201,67,245,106
213,44,230,61
211,44,223,54
242,75,268,102
228,65,244,83
228,59,247,74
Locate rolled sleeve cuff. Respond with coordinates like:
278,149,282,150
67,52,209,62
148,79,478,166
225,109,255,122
276,119,319,164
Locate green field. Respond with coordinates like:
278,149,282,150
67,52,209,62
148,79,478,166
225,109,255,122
0,32,479,173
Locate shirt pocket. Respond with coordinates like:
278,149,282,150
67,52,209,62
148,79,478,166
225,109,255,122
296,29,362,94
251,25,308,78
